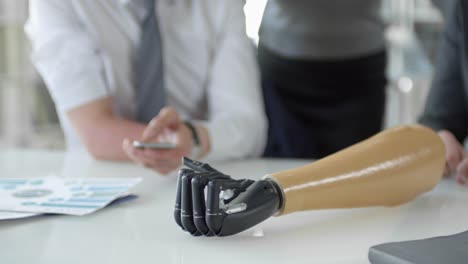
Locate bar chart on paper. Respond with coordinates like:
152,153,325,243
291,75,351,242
0,177,142,219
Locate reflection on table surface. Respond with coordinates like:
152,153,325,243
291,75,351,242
0,149,467,264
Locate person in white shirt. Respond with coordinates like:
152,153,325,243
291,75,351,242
26,0,266,174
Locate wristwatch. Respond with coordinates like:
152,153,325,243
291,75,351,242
183,121,201,159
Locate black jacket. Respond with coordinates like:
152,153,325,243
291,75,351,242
420,0,468,142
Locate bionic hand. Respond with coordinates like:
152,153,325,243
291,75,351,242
174,158,282,236
174,125,445,237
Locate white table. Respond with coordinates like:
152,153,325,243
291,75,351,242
1,149,467,264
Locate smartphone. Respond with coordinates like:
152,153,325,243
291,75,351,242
132,141,176,150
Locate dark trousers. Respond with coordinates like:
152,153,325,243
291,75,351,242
259,46,387,159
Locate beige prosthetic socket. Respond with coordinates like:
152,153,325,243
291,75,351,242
265,125,445,216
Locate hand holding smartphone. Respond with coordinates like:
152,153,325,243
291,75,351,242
132,141,177,150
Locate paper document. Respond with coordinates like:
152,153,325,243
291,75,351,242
0,211,40,220
0,177,142,216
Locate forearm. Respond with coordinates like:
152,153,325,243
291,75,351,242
175,125,446,237
67,97,147,161
267,125,445,215
79,117,146,161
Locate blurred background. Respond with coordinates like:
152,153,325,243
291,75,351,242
0,0,453,150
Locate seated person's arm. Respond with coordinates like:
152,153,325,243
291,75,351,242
67,97,146,161
27,0,147,161
123,1,267,173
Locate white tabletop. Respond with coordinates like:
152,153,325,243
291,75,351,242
1,149,467,264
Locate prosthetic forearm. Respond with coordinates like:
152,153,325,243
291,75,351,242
174,125,445,236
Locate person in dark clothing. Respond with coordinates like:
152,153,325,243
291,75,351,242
420,0,468,184
259,0,387,159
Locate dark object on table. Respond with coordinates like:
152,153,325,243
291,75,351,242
369,230,468,264
174,157,282,237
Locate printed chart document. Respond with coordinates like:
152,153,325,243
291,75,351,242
0,177,142,219
0,211,40,220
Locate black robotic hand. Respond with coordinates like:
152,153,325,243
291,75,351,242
174,158,283,236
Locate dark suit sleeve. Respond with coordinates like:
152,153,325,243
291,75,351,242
419,0,468,142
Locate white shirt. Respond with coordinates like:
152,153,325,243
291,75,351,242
26,0,267,161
